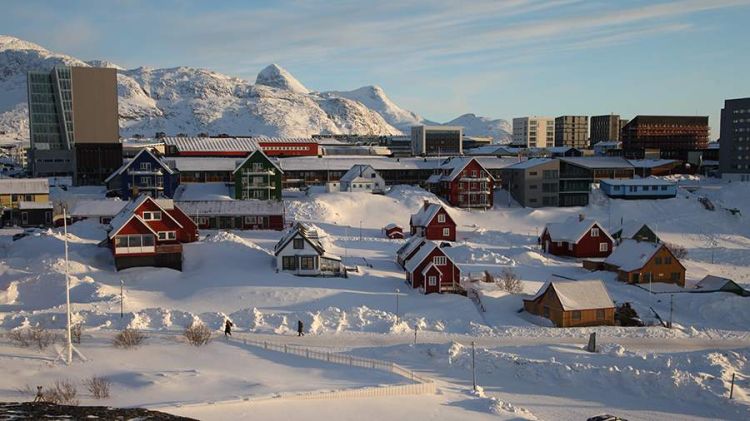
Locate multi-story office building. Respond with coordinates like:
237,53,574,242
512,117,554,148
501,158,560,207
590,114,627,144
719,97,750,181
621,116,709,160
411,125,462,156
554,115,588,149
28,66,121,185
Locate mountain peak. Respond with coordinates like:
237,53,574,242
0,35,49,53
255,63,309,94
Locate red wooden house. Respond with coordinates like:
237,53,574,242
403,241,461,294
107,195,199,271
383,223,404,239
540,216,613,258
409,201,456,242
426,157,494,208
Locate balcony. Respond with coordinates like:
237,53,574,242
244,184,275,189
127,169,164,176
243,169,275,175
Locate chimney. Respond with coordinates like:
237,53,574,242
578,214,585,222
424,200,430,210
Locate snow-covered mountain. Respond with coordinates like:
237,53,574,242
0,35,510,142
444,113,511,143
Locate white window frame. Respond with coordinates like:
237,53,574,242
591,228,599,237
442,227,450,237
158,231,176,241
437,214,446,223
433,256,447,266
245,216,257,224
140,162,151,171
599,242,609,252
428,276,437,286
142,211,162,221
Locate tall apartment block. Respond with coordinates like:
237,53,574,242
28,66,121,185
411,125,463,156
512,117,554,148
621,115,709,160
590,114,628,144
554,115,588,148
719,97,750,182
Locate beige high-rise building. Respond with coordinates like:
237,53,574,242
28,66,121,185
554,115,588,149
512,117,554,148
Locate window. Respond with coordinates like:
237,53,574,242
443,227,450,237
596,309,605,320
568,242,573,251
142,235,155,247
245,216,257,224
140,162,151,171
591,228,599,237
434,256,447,265
428,276,437,286
655,257,662,265
572,311,581,321
282,256,297,270
599,242,608,252
664,256,672,264
557,241,562,247
128,235,142,247
543,306,550,318
671,272,681,282
300,256,316,270
293,238,304,249
197,216,208,225
142,211,162,221
158,231,176,241
437,214,446,223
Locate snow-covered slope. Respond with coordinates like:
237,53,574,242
326,85,424,133
0,36,400,140
445,113,512,143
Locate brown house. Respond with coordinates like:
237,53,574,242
602,239,686,287
523,278,615,327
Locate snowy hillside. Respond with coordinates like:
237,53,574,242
0,35,512,143
445,113,512,143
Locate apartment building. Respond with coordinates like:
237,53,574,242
590,114,628,144
512,117,554,148
501,158,560,207
411,125,463,156
719,97,750,181
621,116,709,160
555,116,589,149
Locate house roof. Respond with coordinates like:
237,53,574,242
172,182,233,201
274,222,327,256
421,262,443,277
176,199,284,216
529,279,615,311
0,178,49,195
340,164,379,183
404,242,441,272
69,199,128,217
396,235,426,261
254,136,320,144
107,195,182,238
466,145,519,156
232,149,283,175
505,158,554,170
613,221,656,240
696,275,738,291
543,217,611,243
169,157,241,172
604,239,666,272
410,203,450,228
163,137,259,153
560,157,633,169
18,201,52,210
627,159,679,169
384,223,401,230
104,148,173,183
599,177,676,187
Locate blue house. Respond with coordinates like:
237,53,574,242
105,149,179,199
599,178,677,199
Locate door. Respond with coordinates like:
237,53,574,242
21,212,28,226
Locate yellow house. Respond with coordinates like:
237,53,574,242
0,178,50,208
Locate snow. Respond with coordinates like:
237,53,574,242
560,156,634,169
504,157,553,170
69,199,127,218
543,217,610,243
600,177,676,186
604,239,664,272
256,64,310,94
0,177,48,194
409,202,443,227
529,279,615,311
17,201,52,210
177,200,284,217
173,183,234,201
163,136,258,153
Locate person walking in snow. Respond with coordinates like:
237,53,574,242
224,319,234,337
297,320,304,337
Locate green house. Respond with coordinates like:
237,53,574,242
233,150,283,200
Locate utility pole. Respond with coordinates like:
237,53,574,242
414,324,418,345
471,341,477,392
120,280,124,318
63,208,72,365
359,220,362,241
730,373,736,399
395,288,400,324
668,294,674,329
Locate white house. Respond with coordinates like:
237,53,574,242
273,223,344,276
339,165,386,193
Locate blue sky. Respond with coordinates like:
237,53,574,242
2,0,749,135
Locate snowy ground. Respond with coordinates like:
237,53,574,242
1,178,750,420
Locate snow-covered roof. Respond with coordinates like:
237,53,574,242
397,236,426,261
384,223,401,230
173,182,234,201
529,279,615,311
69,199,127,217
232,149,283,175
593,141,621,148
404,242,443,272
254,136,319,144
108,195,181,238
0,178,49,195
274,222,326,256
599,177,676,186
604,239,664,272
546,146,577,154
627,159,679,168
696,275,734,290
176,200,284,216
18,201,52,210
560,157,633,169
163,137,258,153
614,221,651,239
104,148,173,183
466,145,518,156
340,164,379,183
543,217,611,243
505,158,554,170
421,262,443,277
410,203,447,228
169,157,240,172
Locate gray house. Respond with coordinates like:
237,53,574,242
501,158,560,207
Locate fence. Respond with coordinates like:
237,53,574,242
236,336,436,399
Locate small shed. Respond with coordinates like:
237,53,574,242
611,221,660,244
696,275,749,296
383,223,404,239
